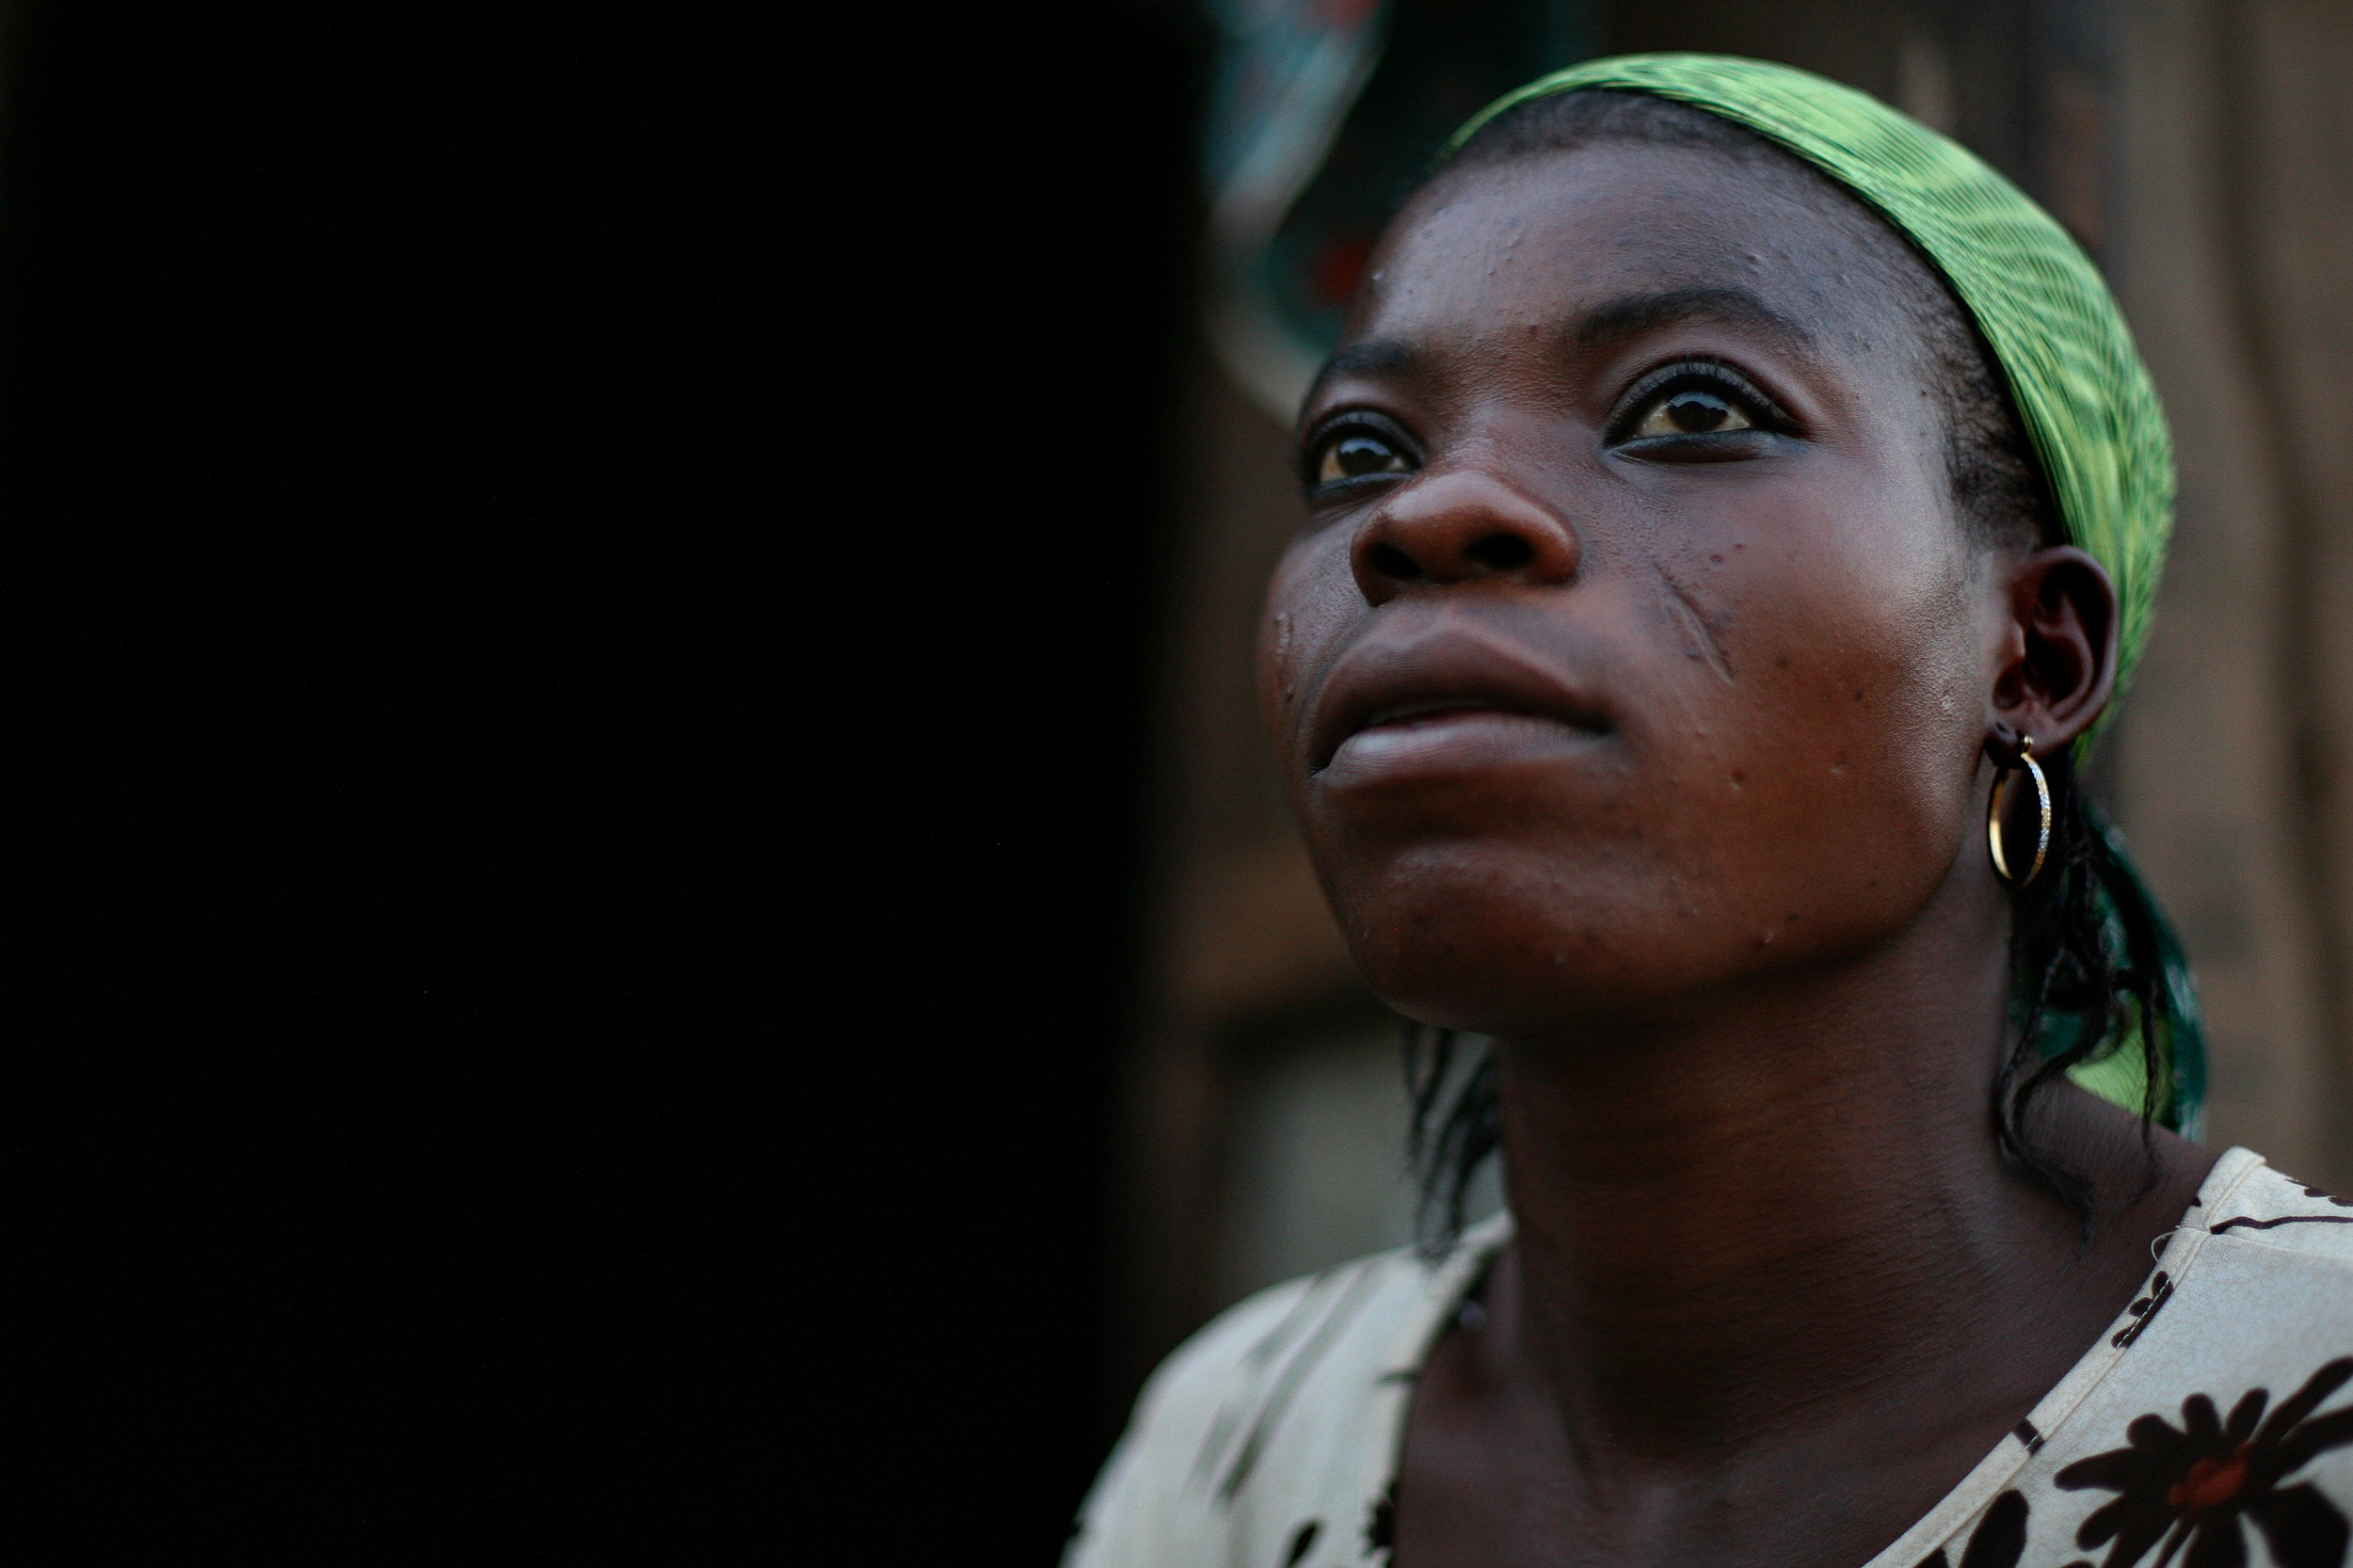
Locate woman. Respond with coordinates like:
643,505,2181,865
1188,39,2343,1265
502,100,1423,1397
1069,56,2353,1568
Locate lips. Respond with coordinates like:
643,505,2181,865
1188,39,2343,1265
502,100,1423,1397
1306,616,1615,774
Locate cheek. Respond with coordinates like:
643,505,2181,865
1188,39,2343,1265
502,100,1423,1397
1257,532,1359,753
1685,535,1988,933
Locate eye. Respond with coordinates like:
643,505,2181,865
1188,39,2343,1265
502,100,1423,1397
1314,428,1414,485
1627,387,1755,440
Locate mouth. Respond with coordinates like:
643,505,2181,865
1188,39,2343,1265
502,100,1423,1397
1307,625,1616,776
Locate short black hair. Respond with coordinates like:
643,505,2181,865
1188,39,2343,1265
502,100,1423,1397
1404,90,2171,1246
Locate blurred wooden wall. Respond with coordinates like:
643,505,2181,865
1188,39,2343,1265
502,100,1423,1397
2108,0,2353,1191
1113,0,2353,1405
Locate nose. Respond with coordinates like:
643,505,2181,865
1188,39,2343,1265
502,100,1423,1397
1348,468,1581,606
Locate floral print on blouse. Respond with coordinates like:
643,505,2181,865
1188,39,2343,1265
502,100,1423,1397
1067,1148,2353,1568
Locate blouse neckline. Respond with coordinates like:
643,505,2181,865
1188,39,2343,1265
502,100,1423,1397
1364,1146,2270,1566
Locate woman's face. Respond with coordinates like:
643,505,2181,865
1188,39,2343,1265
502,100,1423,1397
1261,140,2023,1036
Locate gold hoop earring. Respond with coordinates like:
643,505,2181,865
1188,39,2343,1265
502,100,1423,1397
1988,735,2051,888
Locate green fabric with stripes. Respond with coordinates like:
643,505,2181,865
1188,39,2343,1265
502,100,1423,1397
1447,55,2203,1134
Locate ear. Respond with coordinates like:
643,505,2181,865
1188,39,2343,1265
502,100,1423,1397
1985,546,2119,754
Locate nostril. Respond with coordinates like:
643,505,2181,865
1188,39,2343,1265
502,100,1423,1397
1368,541,1423,581
1465,533,1534,571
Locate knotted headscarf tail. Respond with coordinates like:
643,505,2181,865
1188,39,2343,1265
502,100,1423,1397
1446,56,2205,1134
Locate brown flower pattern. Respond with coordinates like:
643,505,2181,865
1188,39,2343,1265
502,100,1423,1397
2055,1357,2353,1567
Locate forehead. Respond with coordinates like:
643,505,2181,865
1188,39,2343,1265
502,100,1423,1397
1355,140,1914,360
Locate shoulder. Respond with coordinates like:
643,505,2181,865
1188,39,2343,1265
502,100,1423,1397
1064,1221,1506,1568
2025,1152,2353,1557
2094,1150,2353,1402
2196,1153,2353,1272
1866,1151,2353,1568
2132,1150,2353,1395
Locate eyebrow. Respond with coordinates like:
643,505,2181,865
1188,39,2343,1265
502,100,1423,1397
1571,286,1815,355
1303,286,1816,411
1304,338,1417,406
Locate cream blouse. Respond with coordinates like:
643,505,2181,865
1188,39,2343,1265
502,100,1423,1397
1068,1147,2353,1568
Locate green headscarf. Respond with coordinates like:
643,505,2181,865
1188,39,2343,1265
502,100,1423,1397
1449,56,2205,1135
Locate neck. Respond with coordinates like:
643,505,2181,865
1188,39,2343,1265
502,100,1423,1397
1488,874,2104,1465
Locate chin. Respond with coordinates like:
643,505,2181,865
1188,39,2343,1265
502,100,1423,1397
1323,829,1930,1035
1321,844,1723,1034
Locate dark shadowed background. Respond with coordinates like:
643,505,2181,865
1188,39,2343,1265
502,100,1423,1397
8,3,784,1556
8,1,1192,1561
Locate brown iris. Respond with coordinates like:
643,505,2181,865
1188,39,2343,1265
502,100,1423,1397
1630,387,1750,438
1318,432,1412,484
